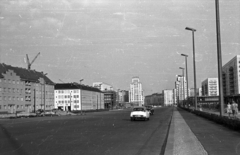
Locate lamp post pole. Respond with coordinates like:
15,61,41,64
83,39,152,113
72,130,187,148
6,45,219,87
215,0,224,116
185,27,197,110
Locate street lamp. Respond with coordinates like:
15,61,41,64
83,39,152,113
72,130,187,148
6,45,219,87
181,54,189,102
215,0,224,116
185,27,197,110
179,67,185,104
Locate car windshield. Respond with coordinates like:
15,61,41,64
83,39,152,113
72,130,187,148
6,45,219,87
133,108,144,111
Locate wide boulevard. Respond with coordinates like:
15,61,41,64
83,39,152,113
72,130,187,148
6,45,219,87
0,107,173,155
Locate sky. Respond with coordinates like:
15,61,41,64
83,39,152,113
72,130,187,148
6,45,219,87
0,0,239,95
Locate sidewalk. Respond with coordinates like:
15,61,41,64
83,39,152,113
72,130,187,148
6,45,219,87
164,108,208,155
165,107,240,155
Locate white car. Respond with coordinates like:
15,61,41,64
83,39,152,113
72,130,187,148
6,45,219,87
130,107,150,121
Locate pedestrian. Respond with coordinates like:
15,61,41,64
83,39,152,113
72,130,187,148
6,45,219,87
226,102,232,118
231,101,238,118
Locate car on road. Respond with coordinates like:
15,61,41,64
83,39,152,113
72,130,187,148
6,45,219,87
130,106,150,121
145,105,154,115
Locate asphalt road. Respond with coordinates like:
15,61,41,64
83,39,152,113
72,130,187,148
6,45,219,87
0,107,173,155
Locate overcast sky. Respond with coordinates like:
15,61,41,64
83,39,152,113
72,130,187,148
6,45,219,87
0,0,239,95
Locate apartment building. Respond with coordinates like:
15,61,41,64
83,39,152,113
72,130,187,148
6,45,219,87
144,93,164,106
54,83,104,111
202,78,219,96
0,63,54,113
222,55,240,96
163,89,174,106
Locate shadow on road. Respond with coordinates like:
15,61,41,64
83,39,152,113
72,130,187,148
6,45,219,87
0,124,29,155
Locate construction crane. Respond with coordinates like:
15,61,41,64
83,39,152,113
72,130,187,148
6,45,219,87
26,52,40,70
59,79,65,83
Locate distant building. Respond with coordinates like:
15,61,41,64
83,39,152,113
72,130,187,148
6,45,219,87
144,93,163,106
102,90,117,109
116,89,129,103
93,82,113,91
202,78,219,96
189,88,202,97
173,89,177,104
176,75,187,101
163,90,174,106
129,77,144,106
54,83,104,111
222,55,240,96
0,63,54,113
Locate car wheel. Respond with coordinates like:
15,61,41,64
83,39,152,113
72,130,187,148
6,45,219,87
130,117,134,121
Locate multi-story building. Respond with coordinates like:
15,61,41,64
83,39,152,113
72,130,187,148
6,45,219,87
116,89,129,103
222,55,240,96
0,63,54,113
163,90,174,106
54,83,104,111
202,78,219,96
144,93,164,106
173,89,177,105
102,90,116,109
129,77,144,106
176,75,187,101
189,88,202,97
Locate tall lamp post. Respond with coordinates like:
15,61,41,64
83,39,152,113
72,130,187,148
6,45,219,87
215,0,224,116
185,27,197,110
181,54,189,102
179,67,185,105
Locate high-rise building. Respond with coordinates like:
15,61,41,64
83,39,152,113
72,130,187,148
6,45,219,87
163,90,174,106
202,78,219,96
175,75,187,101
222,55,240,96
129,77,144,106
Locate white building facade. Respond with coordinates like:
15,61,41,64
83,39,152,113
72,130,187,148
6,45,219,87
129,77,144,106
202,78,219,96
163,89,174,106
54,83,104,111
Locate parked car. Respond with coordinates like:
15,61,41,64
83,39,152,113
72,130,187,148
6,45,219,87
130,106,150,121
16,111,36,118
145,105,154,115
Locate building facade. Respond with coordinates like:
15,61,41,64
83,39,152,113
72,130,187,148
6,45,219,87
202,78,219,96
175,75,187,101
129,77,144,106
54,83,104,111
116,89,129,103
163,89,174,106
144,93,164,106
0,63,54,113
222,55,240,96
102,90,116,109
